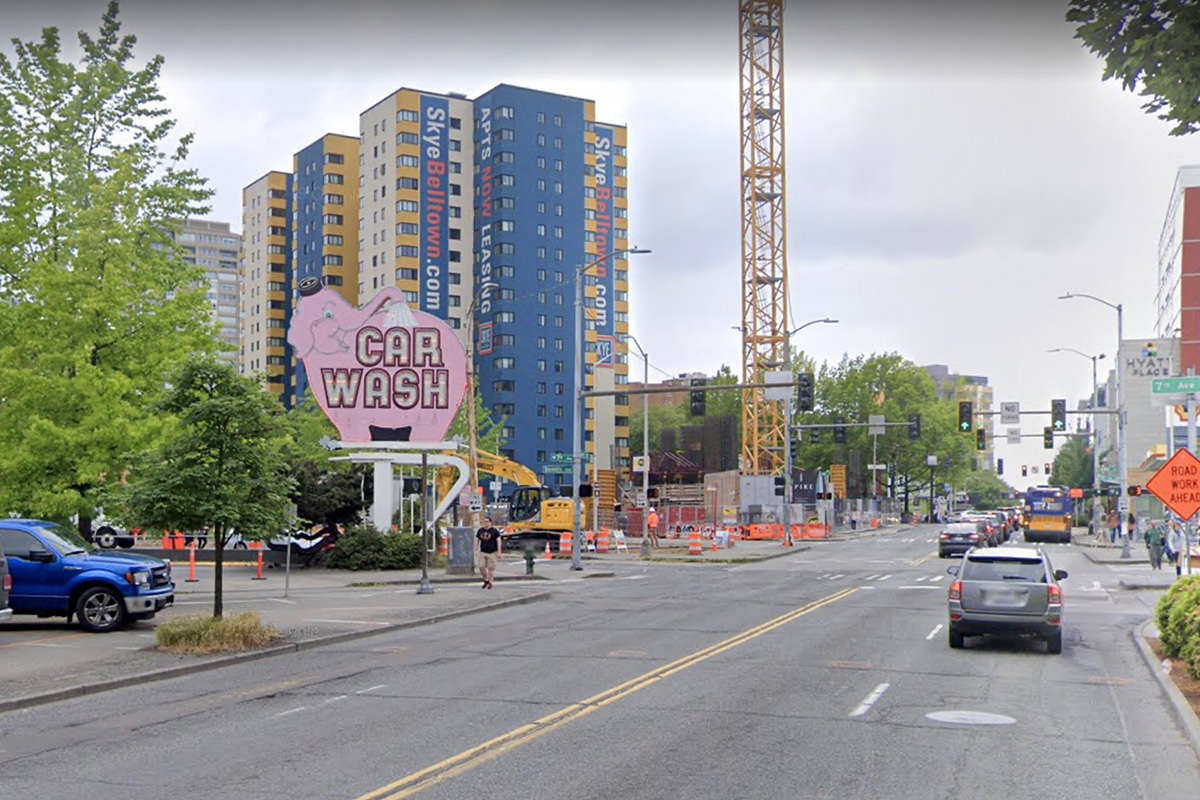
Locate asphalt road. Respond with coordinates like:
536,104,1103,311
1,525,1197,799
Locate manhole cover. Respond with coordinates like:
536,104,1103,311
926,710,1016,725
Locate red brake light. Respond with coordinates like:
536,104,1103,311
949,580,962,601
2,574,9,591
1048,585,1062,605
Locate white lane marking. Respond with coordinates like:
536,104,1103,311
865,574,880,580
878,574,892,581
926,624,944,640
114,646,142,651
323,695,347,705
915,576,929,582
930,575,944,582
275,706,309,718
357,685,387,694
305,618,390,626
831,573,845,579
269,598,298,605
25,642,81,649
899,586,942,590
621,574,649,580
850,683,890,717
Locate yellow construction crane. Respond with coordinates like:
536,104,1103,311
738,0,789,476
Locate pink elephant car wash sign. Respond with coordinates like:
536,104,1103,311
288,277,467,443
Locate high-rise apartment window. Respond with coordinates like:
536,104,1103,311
554,159,563,172
537,224,546,236
553,114,562,126
397,222,418,235
537,201,546,213
450,183,462,196
536,336,546,348
536,111,546,124
450,251,461,262
324,275,344,286
397,110,418,122
537,246,547,259
397,245,418,258
537,314,546,326
614,187,627,198
496,106,514,119
555,251,563,263
554,182,562,194
554,136,562,149
449,162,461,174
397,155,418,167
554,226,563,239
496,311,515,323
403,290,419,304
323,153,344,165
498,220,515,232
396,200,418,212
497,243,515,255
537,291,547,303
496,152,514,164
322,234,343,246
554,204,563,216
554,384,564,396
537,382,546,394
323,173,344,185
398,132,418,144
537,429,547,441
497,128,514,141
268,226,287,236
554,338,564,351
449,272,461,284
536,133,546,146
615,166,627,177
324,193,344,205
449,228,461,240
537,179,546,191
495,197,515,209
395,268,418,281
537,359,547,372
322,255,343,266
497,175,515,187
323,213,343,225
397,177,419,190
615,270,627,282
450,116,461,129
537,156,546,169
554,316,564,328
450,139,461,151
555,406,565,417
537,269,546,281
492,381,515,393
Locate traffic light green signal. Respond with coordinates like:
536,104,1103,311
1051,398,1066,432
958,401,972,432
975,428,986,451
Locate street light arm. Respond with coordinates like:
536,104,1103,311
788,317,839,336
577,246,652,278
1058,292,1119,313
1047,347,1101,361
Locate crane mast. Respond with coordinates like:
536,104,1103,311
738,0,789,476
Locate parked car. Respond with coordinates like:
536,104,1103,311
946,546,1067,654
0,538,11,622
938,522,987,558
0,519,175,633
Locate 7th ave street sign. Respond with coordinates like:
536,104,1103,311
1151,376,1200,395
1145,448,1200,521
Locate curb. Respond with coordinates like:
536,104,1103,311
637,544,811,564
1132,619,1200,761
0,591,551,715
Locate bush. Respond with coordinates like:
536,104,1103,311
155,612,279,654
1156,575,1200,657
325,525,425,570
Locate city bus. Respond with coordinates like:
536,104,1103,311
1021,485,1072,544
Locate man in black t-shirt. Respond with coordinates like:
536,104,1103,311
476,517,501,589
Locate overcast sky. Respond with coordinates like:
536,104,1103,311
5,0,1196,489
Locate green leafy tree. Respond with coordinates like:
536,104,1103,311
1050,434,1094,489
0,2,214,531
1068,1,1200,135
112,358,295,618
961,472,1011,510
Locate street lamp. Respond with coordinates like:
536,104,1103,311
573,247,652,570
1047,348,1106,537
1058,292,1128,557
781,317,838,546
466,281,499,531
627,333,651,557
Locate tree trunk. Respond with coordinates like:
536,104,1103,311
213,524,224,618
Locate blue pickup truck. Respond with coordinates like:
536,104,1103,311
0,519,175,633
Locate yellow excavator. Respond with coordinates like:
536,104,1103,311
436,449,591,549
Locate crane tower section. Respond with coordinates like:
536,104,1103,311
738,0,788,476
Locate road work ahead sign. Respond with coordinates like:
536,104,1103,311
1146,448,1200,521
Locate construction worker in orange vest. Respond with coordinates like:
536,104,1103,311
646,507,661,549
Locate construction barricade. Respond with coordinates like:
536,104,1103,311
596,528,610,553
558,530,572,557
688,527,703,555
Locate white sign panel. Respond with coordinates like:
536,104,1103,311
764,370,791,401
1007,427,1021,445
868,414,886,436
1000,402,1020,425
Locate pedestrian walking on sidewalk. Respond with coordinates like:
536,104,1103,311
1106,509,1120,545
1144,521,1164,570
476,517,501,589
1166,522,1187,577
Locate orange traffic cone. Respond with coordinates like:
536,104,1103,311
437,531,448,558
544,541,552,560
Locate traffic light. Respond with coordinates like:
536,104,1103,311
908,413,921,441
796,372,815,412
832,416,846,444
1043,426,1054,449
789,437,800,463
689,378,706,416
808,428,820,444
773,476,786,496
1044,463,1051,474
579,483,594,498
1021,465,1028,477
1128,485,1143,496
975,428,986,450
1051,398,1067,432
958,401,972,432
997,458,1004,475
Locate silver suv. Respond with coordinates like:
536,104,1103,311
946,547,1067,654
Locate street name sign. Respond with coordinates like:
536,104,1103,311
544,464,572,474
550,453,571,462
1151,377,1200,395
1000,402,1020,425
1145,448,1200,521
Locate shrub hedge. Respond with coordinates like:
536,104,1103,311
1155,575,1200,678
325,526,425,570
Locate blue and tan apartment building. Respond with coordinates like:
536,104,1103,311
240,171,292,402
241,84,632,488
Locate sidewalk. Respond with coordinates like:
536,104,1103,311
1073,531,1197,589
0,536,811,713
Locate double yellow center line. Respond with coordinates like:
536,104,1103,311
352,586,859,800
